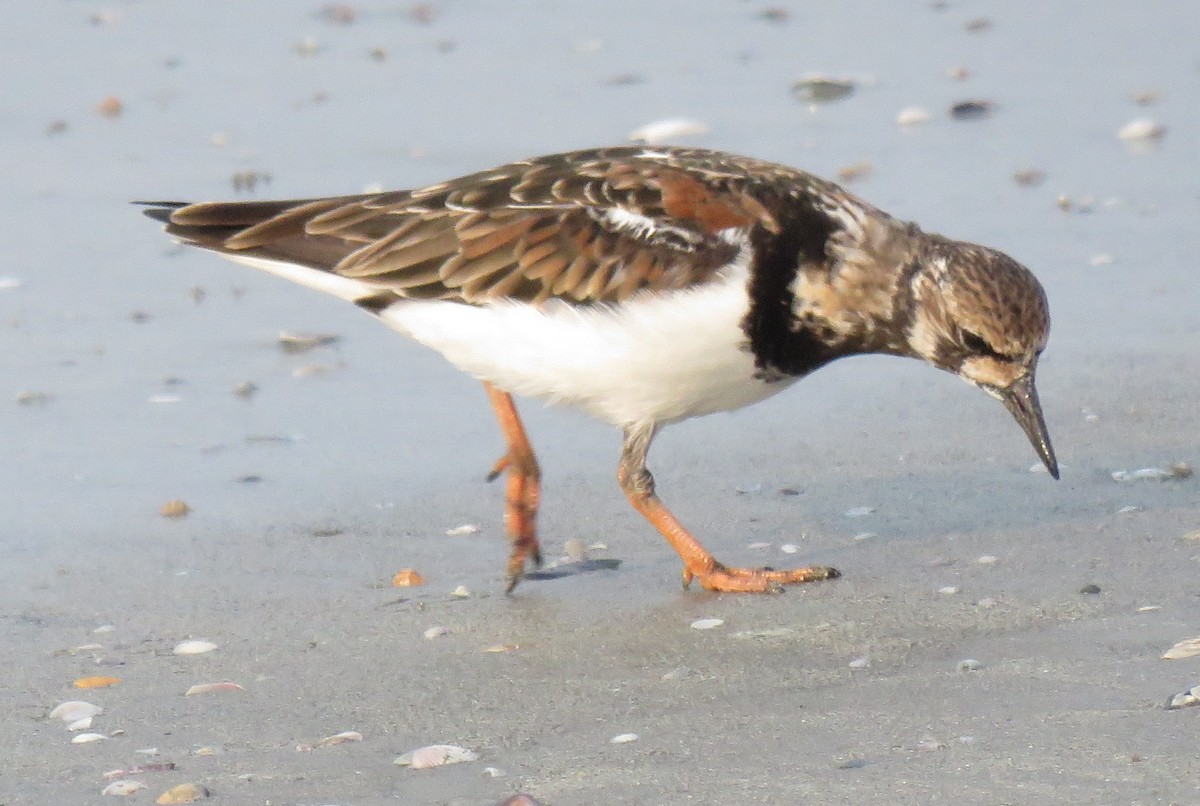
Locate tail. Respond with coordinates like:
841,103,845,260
136,198,385,305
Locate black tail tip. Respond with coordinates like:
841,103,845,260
133,200,187,224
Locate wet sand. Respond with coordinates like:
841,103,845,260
3,2,1199,803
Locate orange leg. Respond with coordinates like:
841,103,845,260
618,424,839,593
483,382,542,591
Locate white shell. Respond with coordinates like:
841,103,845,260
68,717,94,731
72,732,109,744
50,700,103,723
184,682,244,696
173,640,218,655
423,625,449,639
689,618,724,630
1117,117,1166,141
628,118,710,145
394,744,478,769
1162,637,1200,660
101,780,145,796
896,106,931,126
610,733,639,744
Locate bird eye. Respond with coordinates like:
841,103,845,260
961,330,1008,361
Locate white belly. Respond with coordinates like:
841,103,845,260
378,263,795,428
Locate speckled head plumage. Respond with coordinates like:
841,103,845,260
904,235,1057,477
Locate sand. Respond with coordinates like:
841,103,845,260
3,2,1198,803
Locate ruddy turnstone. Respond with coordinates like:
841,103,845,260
141,146,1058,593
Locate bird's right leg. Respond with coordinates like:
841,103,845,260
617,423,839,593
483,382,542,591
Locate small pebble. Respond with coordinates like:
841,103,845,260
610,733,639,744
937,586,960,595
232,381,258,399
949,99,994,120
957,658,982,672
792,75,856,104
844,506,875,518
444,523,481,536
423,625,449,639
96,95,124,118
976,555,997,565
1079,583,1101,595
173,639,217,655
449,585,471,599
1117,118,1166,141
780,543,799,554
976,597,998,608
1013,168,1046,187
848,657,870,669
896,106,931,126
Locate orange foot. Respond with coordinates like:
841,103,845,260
486,451,542,591
683,561,840,593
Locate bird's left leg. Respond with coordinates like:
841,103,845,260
618,422,839,593
482,382,542,591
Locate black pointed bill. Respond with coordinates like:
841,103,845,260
998,373,1058,479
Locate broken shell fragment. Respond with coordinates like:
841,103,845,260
184,682,244,696
792,75,856,104
1162,637,1200,660
610,733,639,744
68,716,94,731
1117,118,1166,141
160,500,190,518
392,568,425,587
394,743,478,769
73,732,109,744
74,675,121,689
423,625,449,639
298,730,363,751
628,117,710,145
173,640,218,655
277,330,340,353
156,783,211,804
1165,685,1200,710
690,618,724,630
896,106,930,126
102,780,145,796
50,700,103,723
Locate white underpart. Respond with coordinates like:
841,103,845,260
208,242,791,428
382,246,791,428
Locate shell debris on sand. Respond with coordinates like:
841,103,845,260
392,568,425,587
74,675,121,689
792,75,857,104
444,523,481,536
1111,463,1192,482
184,682,244,696
895,106,930,126
50,700,103,723
277,330,340,353
160,500,190,519
423,625,449,639
1165,685,1200,710
628,118,710,145
1117,117,1166,141
690,618,724,630
73,732,109,744
394,743,478,769
298,730,363,751
1162,637,1200,660
156,783,211,804
610,733,639,744
102,780,145,796
173,640,218,655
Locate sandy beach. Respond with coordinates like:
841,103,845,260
3,2,1199,803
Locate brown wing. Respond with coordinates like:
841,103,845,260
148,146,804,305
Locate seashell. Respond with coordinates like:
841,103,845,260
690,618,724,630
173,640,217,655
73,732,109,744
483,643,518,653
444,523,481,536
1117,118,1166,141
1111,464,1192,482
156,783,211,804
628,118,710,145
392,568,425,587
449,585,471,599
792,75,856,104
50,700,103,723
68,716,94,731
957,659,982,672
298,730,363,751
848,657,869,669
160,500,190,518
277,331,339,353
1164,686,1200,710
394,743,478,769
896,106,930,126
74,675,121,689
610,733,639,744
96,95,124,118
949,99,995,120
937,586,960,595
780,543,799,554
423,625,449,639
1162,637,1200,660
844,506,875,518
102,780,145,796
976,555,998,565
184,682,244,696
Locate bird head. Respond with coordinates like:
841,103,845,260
904,239,1058,479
